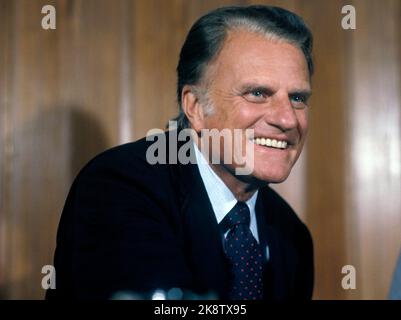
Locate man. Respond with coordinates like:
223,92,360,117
47,5,314,300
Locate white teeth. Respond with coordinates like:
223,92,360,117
252,137,288,149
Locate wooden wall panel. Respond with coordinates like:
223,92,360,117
346,0,401,299
301,0,349,300
131,0,246,139
132,0,185,138
0,0,128,299
0,0,400,299
0,0,14,299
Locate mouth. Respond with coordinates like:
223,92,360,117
250,137,288,150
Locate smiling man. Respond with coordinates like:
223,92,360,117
48,5,314,300
183,29,311,199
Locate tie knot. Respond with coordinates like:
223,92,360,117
220,202,250,233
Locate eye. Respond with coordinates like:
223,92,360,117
251,90,264,97
243,89,269,103
290,94,309,109
292,95,305,102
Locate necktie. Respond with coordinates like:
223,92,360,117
220,202,264,300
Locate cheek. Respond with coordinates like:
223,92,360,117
233,103,266,127
296,110,309,135
203,111,225,129
206,104,239,129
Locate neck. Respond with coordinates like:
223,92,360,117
209,163,262,202
193,134,265,202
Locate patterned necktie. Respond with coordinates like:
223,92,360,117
220,202,264,300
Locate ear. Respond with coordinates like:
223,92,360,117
181,85,205,133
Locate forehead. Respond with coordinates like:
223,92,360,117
207,30,310,89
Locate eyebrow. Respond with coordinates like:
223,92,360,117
238,83,275,95
238,82,312,97
289,89,312,98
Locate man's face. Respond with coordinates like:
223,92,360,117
198,30,311,184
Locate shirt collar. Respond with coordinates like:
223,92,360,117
193,142,258,224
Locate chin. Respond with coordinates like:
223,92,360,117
252,167,292,184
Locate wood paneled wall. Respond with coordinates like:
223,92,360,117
345,0,401,299
0,0,400,299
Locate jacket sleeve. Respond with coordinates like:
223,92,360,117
48,151,193,299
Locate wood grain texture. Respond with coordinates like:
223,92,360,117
0,0,399,299
0,0,14,299
302,0,349,300
345,0,401,299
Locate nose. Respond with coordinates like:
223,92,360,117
265,93,298,131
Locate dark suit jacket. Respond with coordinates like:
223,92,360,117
46,131,314,300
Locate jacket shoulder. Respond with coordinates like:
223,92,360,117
260,186,312,241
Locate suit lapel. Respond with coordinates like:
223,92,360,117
175,158,229,299
256,187,295,300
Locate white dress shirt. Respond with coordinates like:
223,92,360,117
193,143,269,261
